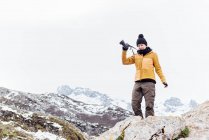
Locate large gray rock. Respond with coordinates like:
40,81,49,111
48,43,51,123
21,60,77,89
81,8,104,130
94,116,185,140
182,101,209,140
94,100,209,140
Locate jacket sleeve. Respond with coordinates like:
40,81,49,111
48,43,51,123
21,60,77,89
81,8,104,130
153,53,166,83
122,50,135,65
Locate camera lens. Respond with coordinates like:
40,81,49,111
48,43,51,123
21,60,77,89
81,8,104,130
119,40,125,47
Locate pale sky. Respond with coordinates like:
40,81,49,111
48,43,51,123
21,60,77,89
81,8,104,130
0,0,209,103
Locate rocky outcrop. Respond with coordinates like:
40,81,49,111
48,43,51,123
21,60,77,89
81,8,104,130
94,100,209,140
182,101,209,139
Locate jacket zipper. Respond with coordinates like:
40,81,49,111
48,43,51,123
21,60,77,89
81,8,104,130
141,55,144,69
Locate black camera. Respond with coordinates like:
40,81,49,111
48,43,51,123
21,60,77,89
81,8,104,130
119,40,126,47
119,40,131,48
119,40,137,53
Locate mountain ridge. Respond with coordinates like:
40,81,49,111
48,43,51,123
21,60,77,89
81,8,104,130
57,85,198,116
0,87,132,136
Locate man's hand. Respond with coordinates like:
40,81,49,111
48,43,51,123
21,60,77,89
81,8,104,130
163,82,168,88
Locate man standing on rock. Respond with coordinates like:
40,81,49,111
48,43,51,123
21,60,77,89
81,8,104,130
121,34,168,118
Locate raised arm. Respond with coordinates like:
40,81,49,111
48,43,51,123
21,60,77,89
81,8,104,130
122,50,135,65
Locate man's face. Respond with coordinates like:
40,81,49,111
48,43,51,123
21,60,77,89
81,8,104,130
137,44,147,50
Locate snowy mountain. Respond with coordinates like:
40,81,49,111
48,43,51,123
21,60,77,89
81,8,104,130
155,97,198,116
0,87,132,136
57,85,198,116
57,85,114,106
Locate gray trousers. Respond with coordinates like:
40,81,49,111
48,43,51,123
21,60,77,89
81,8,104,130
131,82,155,118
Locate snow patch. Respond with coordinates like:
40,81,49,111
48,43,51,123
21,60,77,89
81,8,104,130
0,104,17,113
70,94,102,105
21,111,34,118
4,91,19,99
15,127,66,140
34,130,65,140
0,120,14,125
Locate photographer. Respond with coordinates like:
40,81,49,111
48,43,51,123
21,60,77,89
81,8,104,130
121,34,168,118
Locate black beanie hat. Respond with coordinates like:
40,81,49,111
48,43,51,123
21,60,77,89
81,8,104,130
136,34,147,46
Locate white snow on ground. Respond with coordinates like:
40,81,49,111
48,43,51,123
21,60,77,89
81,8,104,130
49,96,64,106
15,127,66,140
0,104,17,113
34,130,66,140
4,91,19,99
21,111,34,118
51,122,63,130
78,103,130,116
75,104,102,114
70,94,102,105
0,103,35,120
60,96,80,106
0,120,14,125
60,107,68,112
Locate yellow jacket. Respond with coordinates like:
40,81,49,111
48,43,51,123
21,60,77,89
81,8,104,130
122,50,166,83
